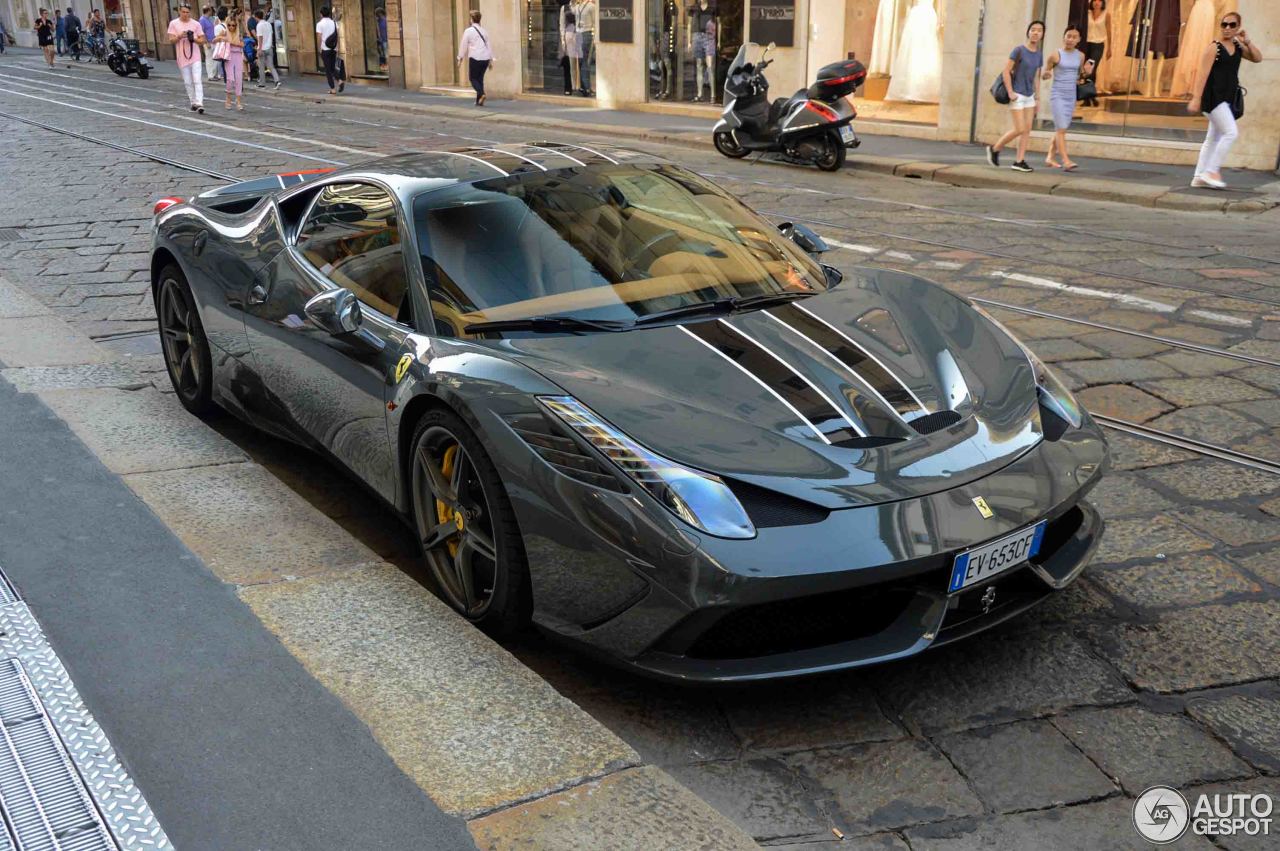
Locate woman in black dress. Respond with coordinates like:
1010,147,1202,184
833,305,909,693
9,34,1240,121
1187,11,1262,189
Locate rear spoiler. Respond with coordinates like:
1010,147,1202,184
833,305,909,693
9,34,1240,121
156,168,337,216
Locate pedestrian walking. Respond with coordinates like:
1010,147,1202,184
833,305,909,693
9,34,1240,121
1081,0,1109,107
217,13,244,110
36,9,57,66
315,5,343,94
63,6,82,60
1043,25,1092,171
54,9,64,54
253,9,281,88
986,20,1044,173
243,28,257,83
199,5,218,79
1188,12,1263,190
457,10,492,106
0,16,8,53
168,3,206,113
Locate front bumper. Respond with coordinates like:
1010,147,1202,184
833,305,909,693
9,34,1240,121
518,420,1108,683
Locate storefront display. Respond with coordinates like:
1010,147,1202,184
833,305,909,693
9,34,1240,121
1035,0,1215,141
844,0,943,125
523,0,597,96
645,0,742,103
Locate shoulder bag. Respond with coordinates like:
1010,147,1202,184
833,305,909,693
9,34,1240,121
991,50,1020,105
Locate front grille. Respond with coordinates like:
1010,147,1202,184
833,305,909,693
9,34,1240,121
909,409,962,435
505,411,625,492
684,565,946,659
727,480,828,528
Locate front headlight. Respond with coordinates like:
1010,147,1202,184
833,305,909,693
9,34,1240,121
540,396,756,540
972,305,1082,429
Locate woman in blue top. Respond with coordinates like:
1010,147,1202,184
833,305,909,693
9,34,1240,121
986,21,1044,174
1042,25,1093,171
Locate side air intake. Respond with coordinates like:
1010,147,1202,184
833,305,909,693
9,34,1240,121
909,410,962,435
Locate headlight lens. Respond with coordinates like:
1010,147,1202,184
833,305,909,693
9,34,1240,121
972,305,1082,429
540,396,756,539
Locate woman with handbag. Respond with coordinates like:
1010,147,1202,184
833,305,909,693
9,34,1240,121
1042,25,1093,171
1187,12,1262,190
985,21,1044,174
216,13,245,111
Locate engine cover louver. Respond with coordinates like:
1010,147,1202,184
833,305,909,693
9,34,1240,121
908,409,962,435
504,411,627,492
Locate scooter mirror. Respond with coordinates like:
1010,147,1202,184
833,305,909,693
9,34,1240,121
767,42,776,52
778,222,830,255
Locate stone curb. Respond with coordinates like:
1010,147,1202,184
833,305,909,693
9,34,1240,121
0,275,758,847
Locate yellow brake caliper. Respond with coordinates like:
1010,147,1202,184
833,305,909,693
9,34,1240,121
436,444,461,558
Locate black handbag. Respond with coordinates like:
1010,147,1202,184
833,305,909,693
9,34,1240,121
1231,85,1246,120
1076,79,1097,102
991,74,1010,104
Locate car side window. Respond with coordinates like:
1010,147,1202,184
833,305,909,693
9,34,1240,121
296,182,410,321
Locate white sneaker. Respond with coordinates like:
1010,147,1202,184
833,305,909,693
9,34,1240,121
1191,175,1209,188
1202,175,1227,189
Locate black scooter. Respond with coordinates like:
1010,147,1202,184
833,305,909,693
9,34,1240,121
712,42,865,172
107,31,152,79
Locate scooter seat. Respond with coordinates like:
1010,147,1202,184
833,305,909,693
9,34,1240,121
769,89,809,127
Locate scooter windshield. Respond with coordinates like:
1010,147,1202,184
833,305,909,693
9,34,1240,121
723,43,752,106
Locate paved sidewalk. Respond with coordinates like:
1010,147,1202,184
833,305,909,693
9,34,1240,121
11,46,1275,214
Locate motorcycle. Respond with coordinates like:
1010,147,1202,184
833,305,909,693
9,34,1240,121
712,42,865,172
106,31,152,79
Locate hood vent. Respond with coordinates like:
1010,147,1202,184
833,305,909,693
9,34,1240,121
504,412,626,493
909,410,962,435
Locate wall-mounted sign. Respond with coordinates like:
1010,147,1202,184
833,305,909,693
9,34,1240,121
599,0,633,43
749,0,794,48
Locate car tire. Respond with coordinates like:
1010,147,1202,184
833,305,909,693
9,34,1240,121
816,131,847,172
409,408,532,637
155,263,217,417
713,130,749,159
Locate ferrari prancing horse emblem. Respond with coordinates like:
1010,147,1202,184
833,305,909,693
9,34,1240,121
394,353,413,384
972,496,994,519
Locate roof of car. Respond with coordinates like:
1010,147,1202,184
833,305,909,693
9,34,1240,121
336,142,666,187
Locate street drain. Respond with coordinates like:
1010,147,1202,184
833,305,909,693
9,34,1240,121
0,566,170,850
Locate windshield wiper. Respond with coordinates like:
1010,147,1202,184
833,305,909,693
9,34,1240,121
631,290,816,326
463,314,633,334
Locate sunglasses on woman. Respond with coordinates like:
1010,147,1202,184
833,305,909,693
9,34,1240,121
1221,20,1239,28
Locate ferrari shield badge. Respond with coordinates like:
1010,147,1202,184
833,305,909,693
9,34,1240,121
393,353,413,384
972,496,994,519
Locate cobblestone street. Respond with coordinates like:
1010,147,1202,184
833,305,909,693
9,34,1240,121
2,50,1279,849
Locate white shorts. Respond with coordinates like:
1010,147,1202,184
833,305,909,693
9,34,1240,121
1010,93,1036,110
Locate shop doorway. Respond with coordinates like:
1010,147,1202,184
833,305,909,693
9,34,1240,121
523,0,600,97
833,0,945,126
1035,0,1209,142
647,0,744,104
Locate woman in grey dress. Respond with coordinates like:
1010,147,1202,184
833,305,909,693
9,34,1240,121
1042,25,1093,170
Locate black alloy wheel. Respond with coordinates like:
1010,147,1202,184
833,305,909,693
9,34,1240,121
713,130,749,159
410,410,530,635
815,130,847,172
156,265,216,415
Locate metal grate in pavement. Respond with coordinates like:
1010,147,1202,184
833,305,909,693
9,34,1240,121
0,230,22,242
0,565,169,850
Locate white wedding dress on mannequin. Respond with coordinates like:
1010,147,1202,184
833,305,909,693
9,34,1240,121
868,0,902,77
1170,0,1216,96
885,0,940,103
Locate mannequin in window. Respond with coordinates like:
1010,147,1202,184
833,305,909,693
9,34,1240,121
560,10,581,95
576,0,596,95
686,0,716,102
1170,0,1214,97
653,0,677,99
868,0,902,76
885,0,940,104
1126,0,1179,98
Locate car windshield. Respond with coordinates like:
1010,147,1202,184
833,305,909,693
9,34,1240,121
411,163,828,336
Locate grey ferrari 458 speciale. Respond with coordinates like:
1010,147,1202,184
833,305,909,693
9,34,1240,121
150,142,1108,682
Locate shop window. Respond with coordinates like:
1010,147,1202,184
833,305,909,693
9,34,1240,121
524,0,598,96
846,0,944,126
1033,0,1209,142
647,0,744,104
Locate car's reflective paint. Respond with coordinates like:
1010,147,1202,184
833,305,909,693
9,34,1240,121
152,144,1108,681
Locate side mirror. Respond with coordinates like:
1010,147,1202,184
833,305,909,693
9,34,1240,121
767,41,776,52
778,222,829,255
304,287,362,335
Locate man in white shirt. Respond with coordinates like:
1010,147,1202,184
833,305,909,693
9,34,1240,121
315,5,342,94
252,8,280,88
456,9,492,106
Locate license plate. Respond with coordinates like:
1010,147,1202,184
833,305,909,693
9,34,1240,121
839,125,856,144
948,521,1046,593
